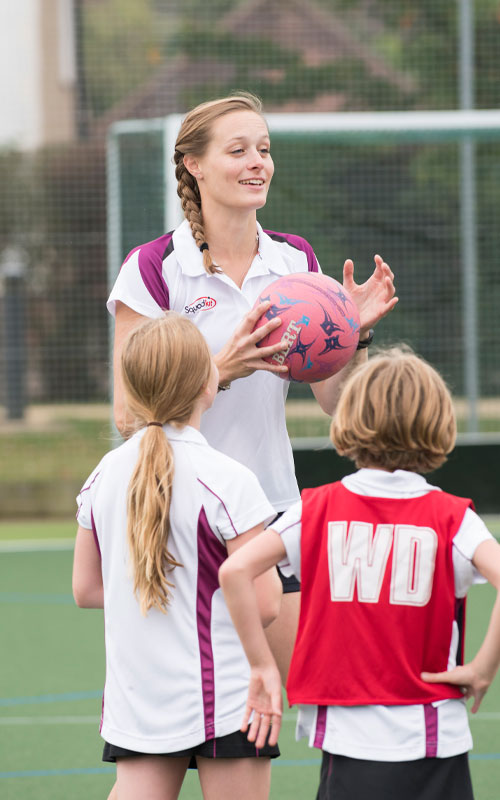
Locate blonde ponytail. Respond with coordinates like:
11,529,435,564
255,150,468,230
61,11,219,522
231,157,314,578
127,426,180,615
121,313,212,614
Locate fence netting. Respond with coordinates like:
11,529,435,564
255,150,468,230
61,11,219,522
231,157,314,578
1,0,500,515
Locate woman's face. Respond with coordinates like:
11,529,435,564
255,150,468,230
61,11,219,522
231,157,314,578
187,110,274,213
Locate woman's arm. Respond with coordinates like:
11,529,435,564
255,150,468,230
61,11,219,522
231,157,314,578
113,302,148,436
312,255,398,415
72,525,104,609
220,529,287,747
422,538,500,712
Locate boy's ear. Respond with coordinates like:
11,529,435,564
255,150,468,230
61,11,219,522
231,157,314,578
183,154,202,180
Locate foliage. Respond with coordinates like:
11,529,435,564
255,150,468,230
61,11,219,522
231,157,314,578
81,0,160,116
172,25,408,111
322,0,500,109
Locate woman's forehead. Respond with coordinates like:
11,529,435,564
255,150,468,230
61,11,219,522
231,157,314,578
209,110,270,143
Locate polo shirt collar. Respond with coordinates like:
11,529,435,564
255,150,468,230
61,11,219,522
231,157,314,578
173,219,289,278
136,422,207,445
343,468,440,498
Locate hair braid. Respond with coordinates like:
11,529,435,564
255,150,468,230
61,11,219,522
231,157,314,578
173,92,265,276
173,150,219,275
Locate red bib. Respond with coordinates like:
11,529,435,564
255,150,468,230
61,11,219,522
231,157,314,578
286,482,473,707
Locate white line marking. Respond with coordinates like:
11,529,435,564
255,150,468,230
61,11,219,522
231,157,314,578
0,539,74,553
0,716,98,725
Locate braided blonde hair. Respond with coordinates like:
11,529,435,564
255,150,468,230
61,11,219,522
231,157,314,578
121,313,212,615
173,92,264,275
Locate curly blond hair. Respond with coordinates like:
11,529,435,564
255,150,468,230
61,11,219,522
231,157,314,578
330,346,456,474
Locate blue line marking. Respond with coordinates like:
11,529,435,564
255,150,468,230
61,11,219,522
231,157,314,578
0,767,114,779
0,690,102,707
1,754,500,779
470,753,500,760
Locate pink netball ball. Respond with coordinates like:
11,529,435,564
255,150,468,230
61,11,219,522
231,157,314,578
253,273,360,383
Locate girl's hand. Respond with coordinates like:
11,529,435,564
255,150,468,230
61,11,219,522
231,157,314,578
421,662,492,714
215,301,288,383
343,255,398,337
241,664,283,748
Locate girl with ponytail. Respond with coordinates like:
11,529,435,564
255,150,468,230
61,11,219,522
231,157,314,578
73,313,281,800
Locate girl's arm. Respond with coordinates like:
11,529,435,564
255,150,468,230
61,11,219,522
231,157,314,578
220,528,287,747
72,525,104,608
225,523,282,628
422,538,500,712
113,302,148,436
312,255,398,415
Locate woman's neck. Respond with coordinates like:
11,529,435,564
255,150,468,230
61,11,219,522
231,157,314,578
202,208,258,269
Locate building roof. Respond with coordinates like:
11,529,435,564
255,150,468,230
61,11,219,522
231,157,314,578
91,0,414,137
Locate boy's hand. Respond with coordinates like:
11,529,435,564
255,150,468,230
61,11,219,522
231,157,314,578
241,665,283,748
421,662,491,714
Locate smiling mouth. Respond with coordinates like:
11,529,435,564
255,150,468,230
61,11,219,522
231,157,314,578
239,179,265,186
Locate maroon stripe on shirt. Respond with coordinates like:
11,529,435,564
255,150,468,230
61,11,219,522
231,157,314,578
424,704,438,757
196,505,227,741
124,233,173,310
263,229,319,272
313,705,328,748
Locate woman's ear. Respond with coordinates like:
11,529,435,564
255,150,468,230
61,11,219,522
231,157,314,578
183,154,202,180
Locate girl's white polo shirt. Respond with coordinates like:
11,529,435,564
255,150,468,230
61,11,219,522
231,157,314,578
107,220,321,511
77,424,275,753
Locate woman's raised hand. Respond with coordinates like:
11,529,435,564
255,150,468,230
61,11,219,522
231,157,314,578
343,255,398,336
215,301,288,383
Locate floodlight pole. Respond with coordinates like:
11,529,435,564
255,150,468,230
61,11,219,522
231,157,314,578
458,0,479,433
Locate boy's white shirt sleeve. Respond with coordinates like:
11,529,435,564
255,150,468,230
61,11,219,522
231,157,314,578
201,462,276,541
452,507,495,597
107,250,164,319
270,500,303,579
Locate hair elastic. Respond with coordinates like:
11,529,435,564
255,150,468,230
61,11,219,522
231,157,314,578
356,329,374,350
199,242,209,252
147,422,163,427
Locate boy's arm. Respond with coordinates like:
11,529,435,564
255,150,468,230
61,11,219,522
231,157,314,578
422,538,500,712
219,528,287,747
72,525,104,608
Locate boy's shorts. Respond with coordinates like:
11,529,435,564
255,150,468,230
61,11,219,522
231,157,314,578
103,729,280,769
316,751,473,800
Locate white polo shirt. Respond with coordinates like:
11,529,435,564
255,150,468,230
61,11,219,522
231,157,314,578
107,219,321,511
77,424,275,753
272,469,494,761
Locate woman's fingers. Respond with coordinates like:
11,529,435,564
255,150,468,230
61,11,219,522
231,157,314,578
250,315,282,345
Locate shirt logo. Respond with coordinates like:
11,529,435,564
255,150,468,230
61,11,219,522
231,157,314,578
184,296,217,314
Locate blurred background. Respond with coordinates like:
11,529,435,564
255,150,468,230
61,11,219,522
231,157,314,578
2,4,500,799
1,0,500,518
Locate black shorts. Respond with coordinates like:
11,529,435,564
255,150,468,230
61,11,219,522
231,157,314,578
316,751,474,800
273,511,300,593
103,728,280,770
277,565,300,593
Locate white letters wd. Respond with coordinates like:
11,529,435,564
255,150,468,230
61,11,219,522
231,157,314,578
390,525,438,606
328,521,393,602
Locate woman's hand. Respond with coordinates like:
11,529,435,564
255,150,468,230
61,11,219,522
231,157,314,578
343,255,398,337
241,664,283,748
215,301,288,384
421,661,492,714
